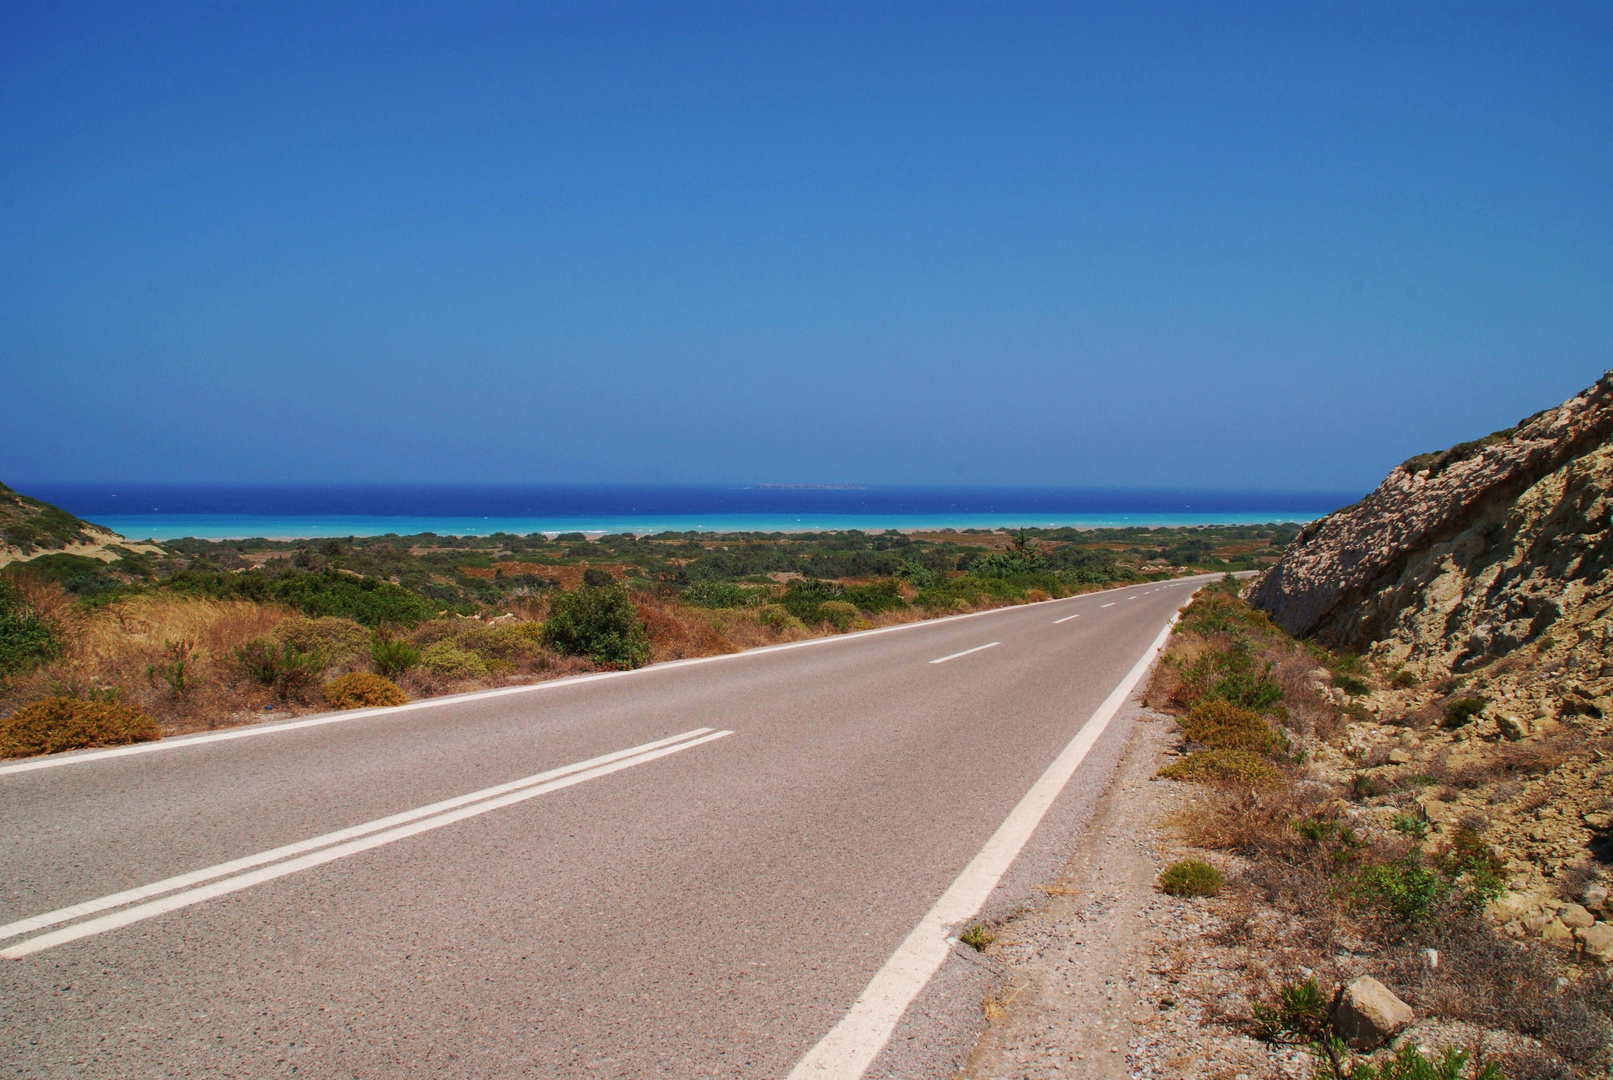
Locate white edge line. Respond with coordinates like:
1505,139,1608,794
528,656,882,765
927,642,1000,665
4,730,734,959
0,574,1222,777
785,607,1185,1080
0,727,715,943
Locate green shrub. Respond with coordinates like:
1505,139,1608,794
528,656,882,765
419,640,489,678
1362,855,1448,926
1178,699,1288,756
1252,975,1330,1044
0,576,60,675
1158,859,1223,897
369,631,420,676
1333,673,1370,697
757,604,805,633
1443,696,1488,728
541,585,650,668
894,560,940,589
581,567,615,588
1439,827,1507,907
1157,749,1282,786
682,581,771,608
1391,669,1420,688
1212,661,1285,710
322,672,408,709
839,579,907,613
233,638,326,701
818,600,861,632
1,696,160,758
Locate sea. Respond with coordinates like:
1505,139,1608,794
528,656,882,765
26,484,1360,541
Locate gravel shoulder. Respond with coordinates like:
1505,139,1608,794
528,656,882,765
958,711,1309,1080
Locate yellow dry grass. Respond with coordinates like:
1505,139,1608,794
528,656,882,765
2,592,296,733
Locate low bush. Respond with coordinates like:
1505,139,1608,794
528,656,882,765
1443,696,1488,728
681,581,771,608
541,584,649,668
419,640,488,678
1,696,160,758
839,579,907,613
1362,854,1449,927
757,604,806,633
233,637,326,701
1158,748,1283,786
454,622,543,662
1333,673,1370,697
322,672,408,709
369,630,420,675
1178,699,1289,757
272,615,370,670
0,575,61,675
1158,859,1223,897
818,600,861,632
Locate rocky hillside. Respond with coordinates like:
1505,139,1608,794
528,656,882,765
1248,372,1613,960
0,482,159,567
1250,371,1613,673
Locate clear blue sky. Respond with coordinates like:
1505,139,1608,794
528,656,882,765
3,2,1609,490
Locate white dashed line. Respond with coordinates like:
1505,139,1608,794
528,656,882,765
928,642,1000,665
1053,613,1080,624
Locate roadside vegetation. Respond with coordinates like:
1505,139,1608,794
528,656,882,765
1144,578,1612,1079
1,517,1297,759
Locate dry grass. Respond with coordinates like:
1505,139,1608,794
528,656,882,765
2,592,296,733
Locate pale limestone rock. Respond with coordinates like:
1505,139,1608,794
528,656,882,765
1559,903,1596,929
1577,923,1613,960
1331,977,1414,1050
1496,714,1530,740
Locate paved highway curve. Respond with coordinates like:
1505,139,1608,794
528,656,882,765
1,576,1205,1078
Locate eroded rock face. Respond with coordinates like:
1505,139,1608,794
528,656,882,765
1248,372,1613,670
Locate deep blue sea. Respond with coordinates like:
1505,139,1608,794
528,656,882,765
26,484,1360,541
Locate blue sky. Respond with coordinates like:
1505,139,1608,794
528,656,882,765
2,2,1609,490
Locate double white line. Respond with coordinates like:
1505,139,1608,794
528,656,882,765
1,727,731,959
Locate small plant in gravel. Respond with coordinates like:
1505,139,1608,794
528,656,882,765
1334,673,1370,697
1158,859,1224,897
958,924,995,950
1252,975,1330,1044
1442,696,1488,728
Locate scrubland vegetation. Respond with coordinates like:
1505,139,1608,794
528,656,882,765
1146,579,1612,1079
0,523,1292,758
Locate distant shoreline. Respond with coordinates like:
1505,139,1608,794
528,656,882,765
89,510,1325,542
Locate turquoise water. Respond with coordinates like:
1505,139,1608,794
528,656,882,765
95,510,1321,541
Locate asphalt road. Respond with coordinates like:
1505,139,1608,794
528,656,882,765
1,577,1203,1078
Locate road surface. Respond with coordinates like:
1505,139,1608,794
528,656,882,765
1,577,1202,1078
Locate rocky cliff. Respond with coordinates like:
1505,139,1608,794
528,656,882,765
1249,371,1613,673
